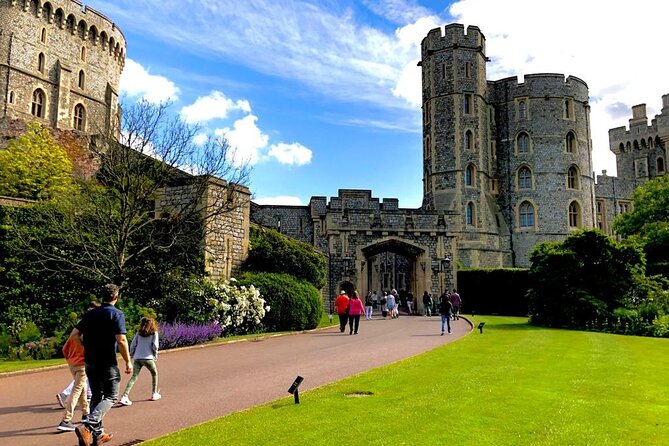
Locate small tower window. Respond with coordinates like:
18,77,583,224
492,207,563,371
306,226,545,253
567,166,579,189
658,157,665,173
465,130,474,151
465,61,471,78
517,132,530,153
466,202,475,226
73,104,86,131
40,28,47,43
81,46,86,61
8,91,14,104
519,201,535,228
37,52,46,74
518,166,532,189
566,132,577,153
78,70,85,89
518,100,526,120
464,94,472,114
568,201,581,228
31,89,45,118
564,98,573,119
465,164,475,187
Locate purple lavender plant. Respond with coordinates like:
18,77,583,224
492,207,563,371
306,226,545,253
159,322,223,349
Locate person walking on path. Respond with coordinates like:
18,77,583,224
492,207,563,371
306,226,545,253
364,292,374,320
347,291,365,335
422,291,433,316
118,317,161,406
386,291,396,319
450,289,462,320
440,294,453,335
335,290,350,333
57,317,92,431
406,291,414,315
71,284,132,446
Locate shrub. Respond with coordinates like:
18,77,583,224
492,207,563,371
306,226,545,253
652,315,669,337
206,279,269,336
159,322,223,349
243,226,327,289
236,272,322,332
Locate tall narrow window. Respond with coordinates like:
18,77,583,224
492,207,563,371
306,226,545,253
518,100,526,120
78,70,85,89
517,132,530,153
567,166,579,189
568,201,581,228
466,202,475,226
37,52,46,74
566,132,576,153
519,202,535,228
40,28,47,43
465,130,474,150
465,61,471,78
518,166,532,189
464,94,472,114
658,157,665,173
73,104,85,130
564,99,571,119
81,46,86,61
8,91,14,104
31,89,45,118
466,164,475,186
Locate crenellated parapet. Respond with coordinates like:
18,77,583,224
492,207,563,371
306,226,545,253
488,74,589,103
421,23,485,56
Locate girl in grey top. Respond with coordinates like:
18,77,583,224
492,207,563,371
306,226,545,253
118,317,161,405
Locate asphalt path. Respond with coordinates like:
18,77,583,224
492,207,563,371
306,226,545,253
0,314,471,446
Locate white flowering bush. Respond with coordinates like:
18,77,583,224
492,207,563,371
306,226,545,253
208,278,270,335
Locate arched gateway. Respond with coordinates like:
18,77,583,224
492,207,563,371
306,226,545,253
251,189,457,315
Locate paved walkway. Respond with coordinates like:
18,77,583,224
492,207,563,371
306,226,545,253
0,314,471,446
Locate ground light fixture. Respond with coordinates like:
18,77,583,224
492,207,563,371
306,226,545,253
477,322,485,333
288,375,304,404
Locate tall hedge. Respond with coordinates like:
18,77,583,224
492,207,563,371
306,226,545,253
236,272,322,331
457,268,530,316
243,225,327,289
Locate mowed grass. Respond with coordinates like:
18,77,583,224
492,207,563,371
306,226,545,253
145,316,669,446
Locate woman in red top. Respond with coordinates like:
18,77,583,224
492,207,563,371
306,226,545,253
347,291,366,335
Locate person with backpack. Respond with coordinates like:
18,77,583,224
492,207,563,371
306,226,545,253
440,294,453,335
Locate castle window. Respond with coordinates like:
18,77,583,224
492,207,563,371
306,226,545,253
566,132,577,153
31,89,46,118
73,104,86,131
8,91,14,104
648,137,654,148
424,101,430,124
518,100,527,120
466,202,475,226
78,70,85,89
568,201,581,228
40,27,47,43
519,201,535,228
658,157,665,173
465,130,474,150
37,52,46,74
517,132,530,153
567,166,580,189
626,141,631,152
618,201,631,214
464,94,472,114
518,166,532,189
633,140,639,150
641,139,647,149
618,142,625,153
81,46,86,61
655,136,662,147
465,61,471,78
465,164,475,187
564,98,573,119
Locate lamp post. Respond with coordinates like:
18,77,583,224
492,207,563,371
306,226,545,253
328,252,333,322
440,256,451,295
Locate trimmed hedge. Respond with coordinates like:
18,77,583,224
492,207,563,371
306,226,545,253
457,268,530,316
236,272,323,331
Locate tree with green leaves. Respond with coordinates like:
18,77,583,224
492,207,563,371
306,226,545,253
613,174,669,276
0,122,74,200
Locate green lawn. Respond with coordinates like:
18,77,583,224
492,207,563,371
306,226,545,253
145,316,669,446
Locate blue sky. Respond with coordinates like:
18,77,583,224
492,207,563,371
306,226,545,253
84,0,668,208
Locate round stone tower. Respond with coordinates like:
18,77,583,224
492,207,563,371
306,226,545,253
0,0,126,135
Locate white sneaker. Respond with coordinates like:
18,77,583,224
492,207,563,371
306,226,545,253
118,396,133,406
150,392,161,401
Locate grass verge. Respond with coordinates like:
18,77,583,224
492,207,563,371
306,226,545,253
145,316,669,446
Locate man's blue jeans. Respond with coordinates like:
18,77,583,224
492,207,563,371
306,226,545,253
441,313,451,333
85,364,120,438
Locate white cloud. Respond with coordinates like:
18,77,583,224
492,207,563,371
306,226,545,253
120,59,179,103
268,142,313,166
193,133,208,146
253,196,304,206
180,91,252,124
216,114,269,166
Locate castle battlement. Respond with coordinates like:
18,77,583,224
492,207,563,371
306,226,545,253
489,73,588,101
422,24,485,55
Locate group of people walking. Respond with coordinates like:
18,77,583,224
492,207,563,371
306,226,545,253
56,284,162,446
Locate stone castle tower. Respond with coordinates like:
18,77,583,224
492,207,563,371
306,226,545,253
420,24,595,267
0,0,125,137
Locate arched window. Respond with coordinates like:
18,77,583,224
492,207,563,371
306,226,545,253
31,89,45,118
658,157,665,173
73,104,85,131
648,137,654,148
518,100,526,120
466,164,475,186
464,94,472,114
466,202,475,226
8,91,14,104
81,46,86,61
564,99,572,119
619,142,625,153
633,140,639,150
517,132,530,153
40,27,47,43
518,166,532,189
568,201,581,228
519,201,535,228
626,142,631,152
465,130,474,150
37,52,46,74
566,132,576,153
567,166,579,189
78,70,85,89
641,139,647,149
